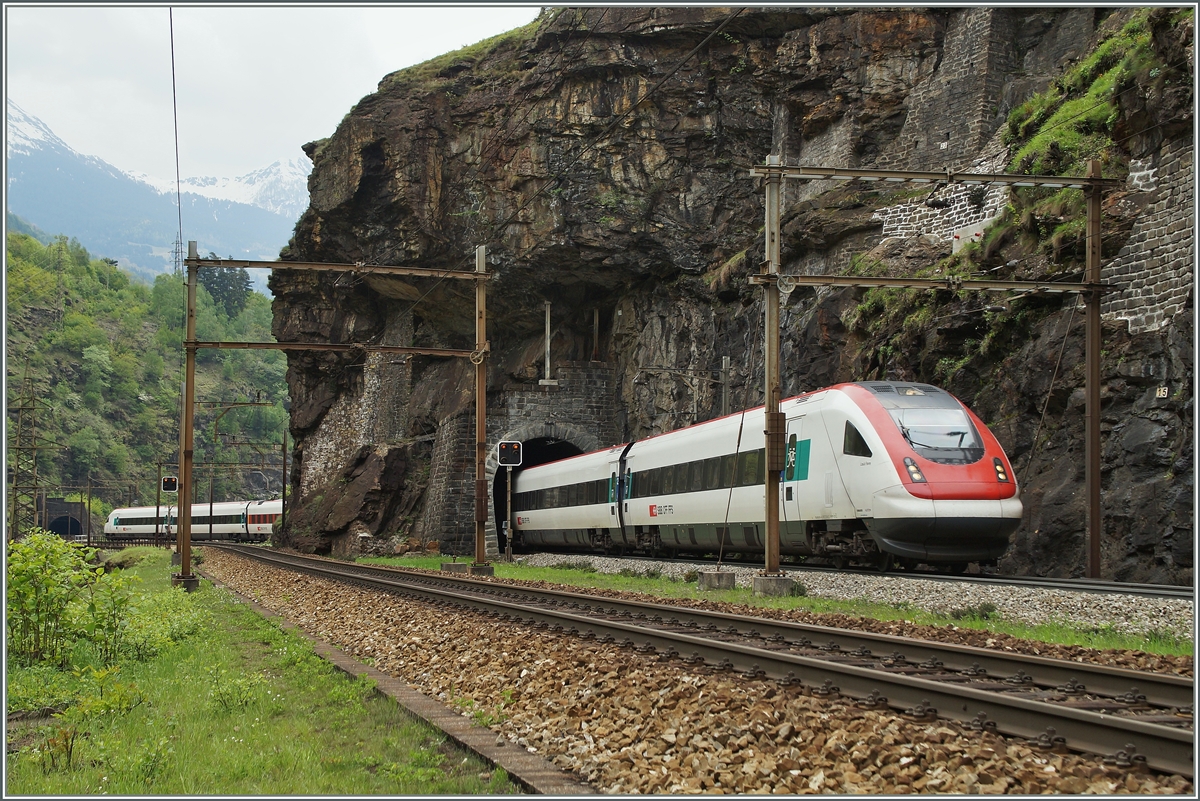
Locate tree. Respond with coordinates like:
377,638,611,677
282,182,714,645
198,264,252,318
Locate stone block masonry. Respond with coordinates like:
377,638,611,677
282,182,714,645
421,362,619,557
1102,139,1195,334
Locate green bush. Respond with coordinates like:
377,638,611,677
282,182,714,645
6,531,98,667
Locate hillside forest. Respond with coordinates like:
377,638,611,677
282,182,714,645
5,229,289,527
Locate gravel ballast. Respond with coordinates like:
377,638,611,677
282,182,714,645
200,549,1194,794
514,554,1195,639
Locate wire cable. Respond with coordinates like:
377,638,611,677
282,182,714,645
169,7,188,463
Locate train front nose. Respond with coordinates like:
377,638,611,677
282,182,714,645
867,486,1021,562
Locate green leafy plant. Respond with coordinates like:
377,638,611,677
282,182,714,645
6,531,95,667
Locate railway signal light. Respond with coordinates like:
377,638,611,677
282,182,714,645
497,441,522,466
162,476,179,493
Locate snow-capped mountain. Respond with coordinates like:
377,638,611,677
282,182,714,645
8,98,141,185
6,99,304,290
128,158,310,220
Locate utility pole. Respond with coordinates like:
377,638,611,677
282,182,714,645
155,462,163,547
281,429,287,535
1084,159,1103,578
473,245,490,568
760,155,787,582
174,243,199,591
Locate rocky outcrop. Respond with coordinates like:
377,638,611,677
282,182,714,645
271,7,1192,583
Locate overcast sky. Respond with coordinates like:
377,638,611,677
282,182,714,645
6,4,542,180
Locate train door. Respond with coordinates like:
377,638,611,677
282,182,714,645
608,457,623,542
785,415,839,519
782,417,813,531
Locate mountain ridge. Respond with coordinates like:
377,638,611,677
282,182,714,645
5,99,307,288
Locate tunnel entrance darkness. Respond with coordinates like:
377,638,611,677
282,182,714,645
492,436,584,549
48,515,83,538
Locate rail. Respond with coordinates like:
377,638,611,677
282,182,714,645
207,545,1194,777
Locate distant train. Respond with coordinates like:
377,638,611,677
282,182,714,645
511,382,1021,571
103,499,282,542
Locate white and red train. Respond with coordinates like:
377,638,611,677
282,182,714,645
511,382,1021,570
103,499,282,542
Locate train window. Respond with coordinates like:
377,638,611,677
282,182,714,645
662,464,675,494
689,461,704,492
651,468,663,496
889,407,985,464
721,454,737,488
704,457,721,490
737,450,761,486
844,423,873,457
674,463,687,493
586,480,597,505
568,484,579,507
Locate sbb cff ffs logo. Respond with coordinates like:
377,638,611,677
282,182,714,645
497,441,522,466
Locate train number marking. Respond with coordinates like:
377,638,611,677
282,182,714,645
649,504,674,517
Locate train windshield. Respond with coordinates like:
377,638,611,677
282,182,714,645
888,407,985,464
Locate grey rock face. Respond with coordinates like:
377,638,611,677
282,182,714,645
271,7,1192,584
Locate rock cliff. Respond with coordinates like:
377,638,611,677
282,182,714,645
271,7,1193,583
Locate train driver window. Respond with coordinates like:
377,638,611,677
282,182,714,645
844,422,873,457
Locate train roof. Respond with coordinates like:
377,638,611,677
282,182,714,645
847,381,965,410
514,381,964,472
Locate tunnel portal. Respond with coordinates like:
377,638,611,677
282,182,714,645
492,436,584,549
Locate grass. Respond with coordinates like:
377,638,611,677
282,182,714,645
360,554,1193,657
6,548,517,796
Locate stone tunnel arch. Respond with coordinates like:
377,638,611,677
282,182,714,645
47,514,83,538
484,422,603,553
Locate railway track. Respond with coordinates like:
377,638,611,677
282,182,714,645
209,544,1194,778
531,551,1194,600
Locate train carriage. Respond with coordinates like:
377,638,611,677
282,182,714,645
104,499,282,542
511,381,1020,569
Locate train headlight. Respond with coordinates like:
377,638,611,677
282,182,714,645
994,458,1009,483
903,457,926,483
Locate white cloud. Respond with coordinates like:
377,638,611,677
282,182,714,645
6,4,542,180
